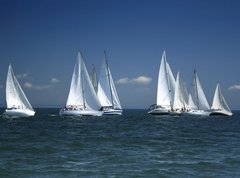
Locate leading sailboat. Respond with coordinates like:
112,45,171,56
210,83,233,116
148,51,175,115
97,51,122,115
59,52,103,116
4,64,35,117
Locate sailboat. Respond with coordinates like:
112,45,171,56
170,72,186,115
210,83,233,116
148,51,175,115
59,52,103,116
4,64,35,117
97,51,122,115
183,70,211,116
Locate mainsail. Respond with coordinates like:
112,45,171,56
6,64,33,110
192,70,210,110
156,51,175,108
91,64,98,93
173,72,185,110
97,51,122,109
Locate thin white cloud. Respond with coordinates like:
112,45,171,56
116,77,130,84
16,73,29,79
131,76,152,85
116,76,152,85
24,77,59,90
51,78,60,83
24,82,33,88
24,82,51,90
228,84,240,91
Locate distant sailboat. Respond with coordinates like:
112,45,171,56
4,64,35,117
210,83,233,116
97,51,122,115
183,70,211,116
59,52,103,116
148,51,175,115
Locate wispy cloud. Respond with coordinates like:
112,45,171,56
24,77,60,90
131,76,152,85
228,84,240,91
24,82,51,90
116,77,130,84
16,73,30,79
116,76,152,85
50,78,60,83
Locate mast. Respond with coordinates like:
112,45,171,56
104,51,114,107
91,64,98,93
193,69,199,110
79,52,86,109
164,52,173,109
218,84,223,110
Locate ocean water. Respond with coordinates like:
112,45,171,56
0,108,239,178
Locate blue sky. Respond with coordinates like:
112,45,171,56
0,0,240,109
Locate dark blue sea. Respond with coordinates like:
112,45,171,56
0,108,239,178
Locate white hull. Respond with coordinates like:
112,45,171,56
148,105,170,115
102,109,122,115
182,110,211,116
4,109,35,117
210,109,233,116
169,110,182,116
59,108,103,116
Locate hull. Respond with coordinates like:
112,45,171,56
210,109,233,116
148,105,170,115
182,110,211,116
169,110,182,116
4,109,35,117
102,109,122,115
59,108,103,116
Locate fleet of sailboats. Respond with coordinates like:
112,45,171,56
148,51,233,117
0,51,233,117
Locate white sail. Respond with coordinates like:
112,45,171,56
98,52,122,109
91,64,98,93
156,51,175,107
193,70,210,110
66,53,83,107
187,94,197,110
66,52,101,110
212,84,231,112
6,64,33,111
81,55,102,110
173,72,185,110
